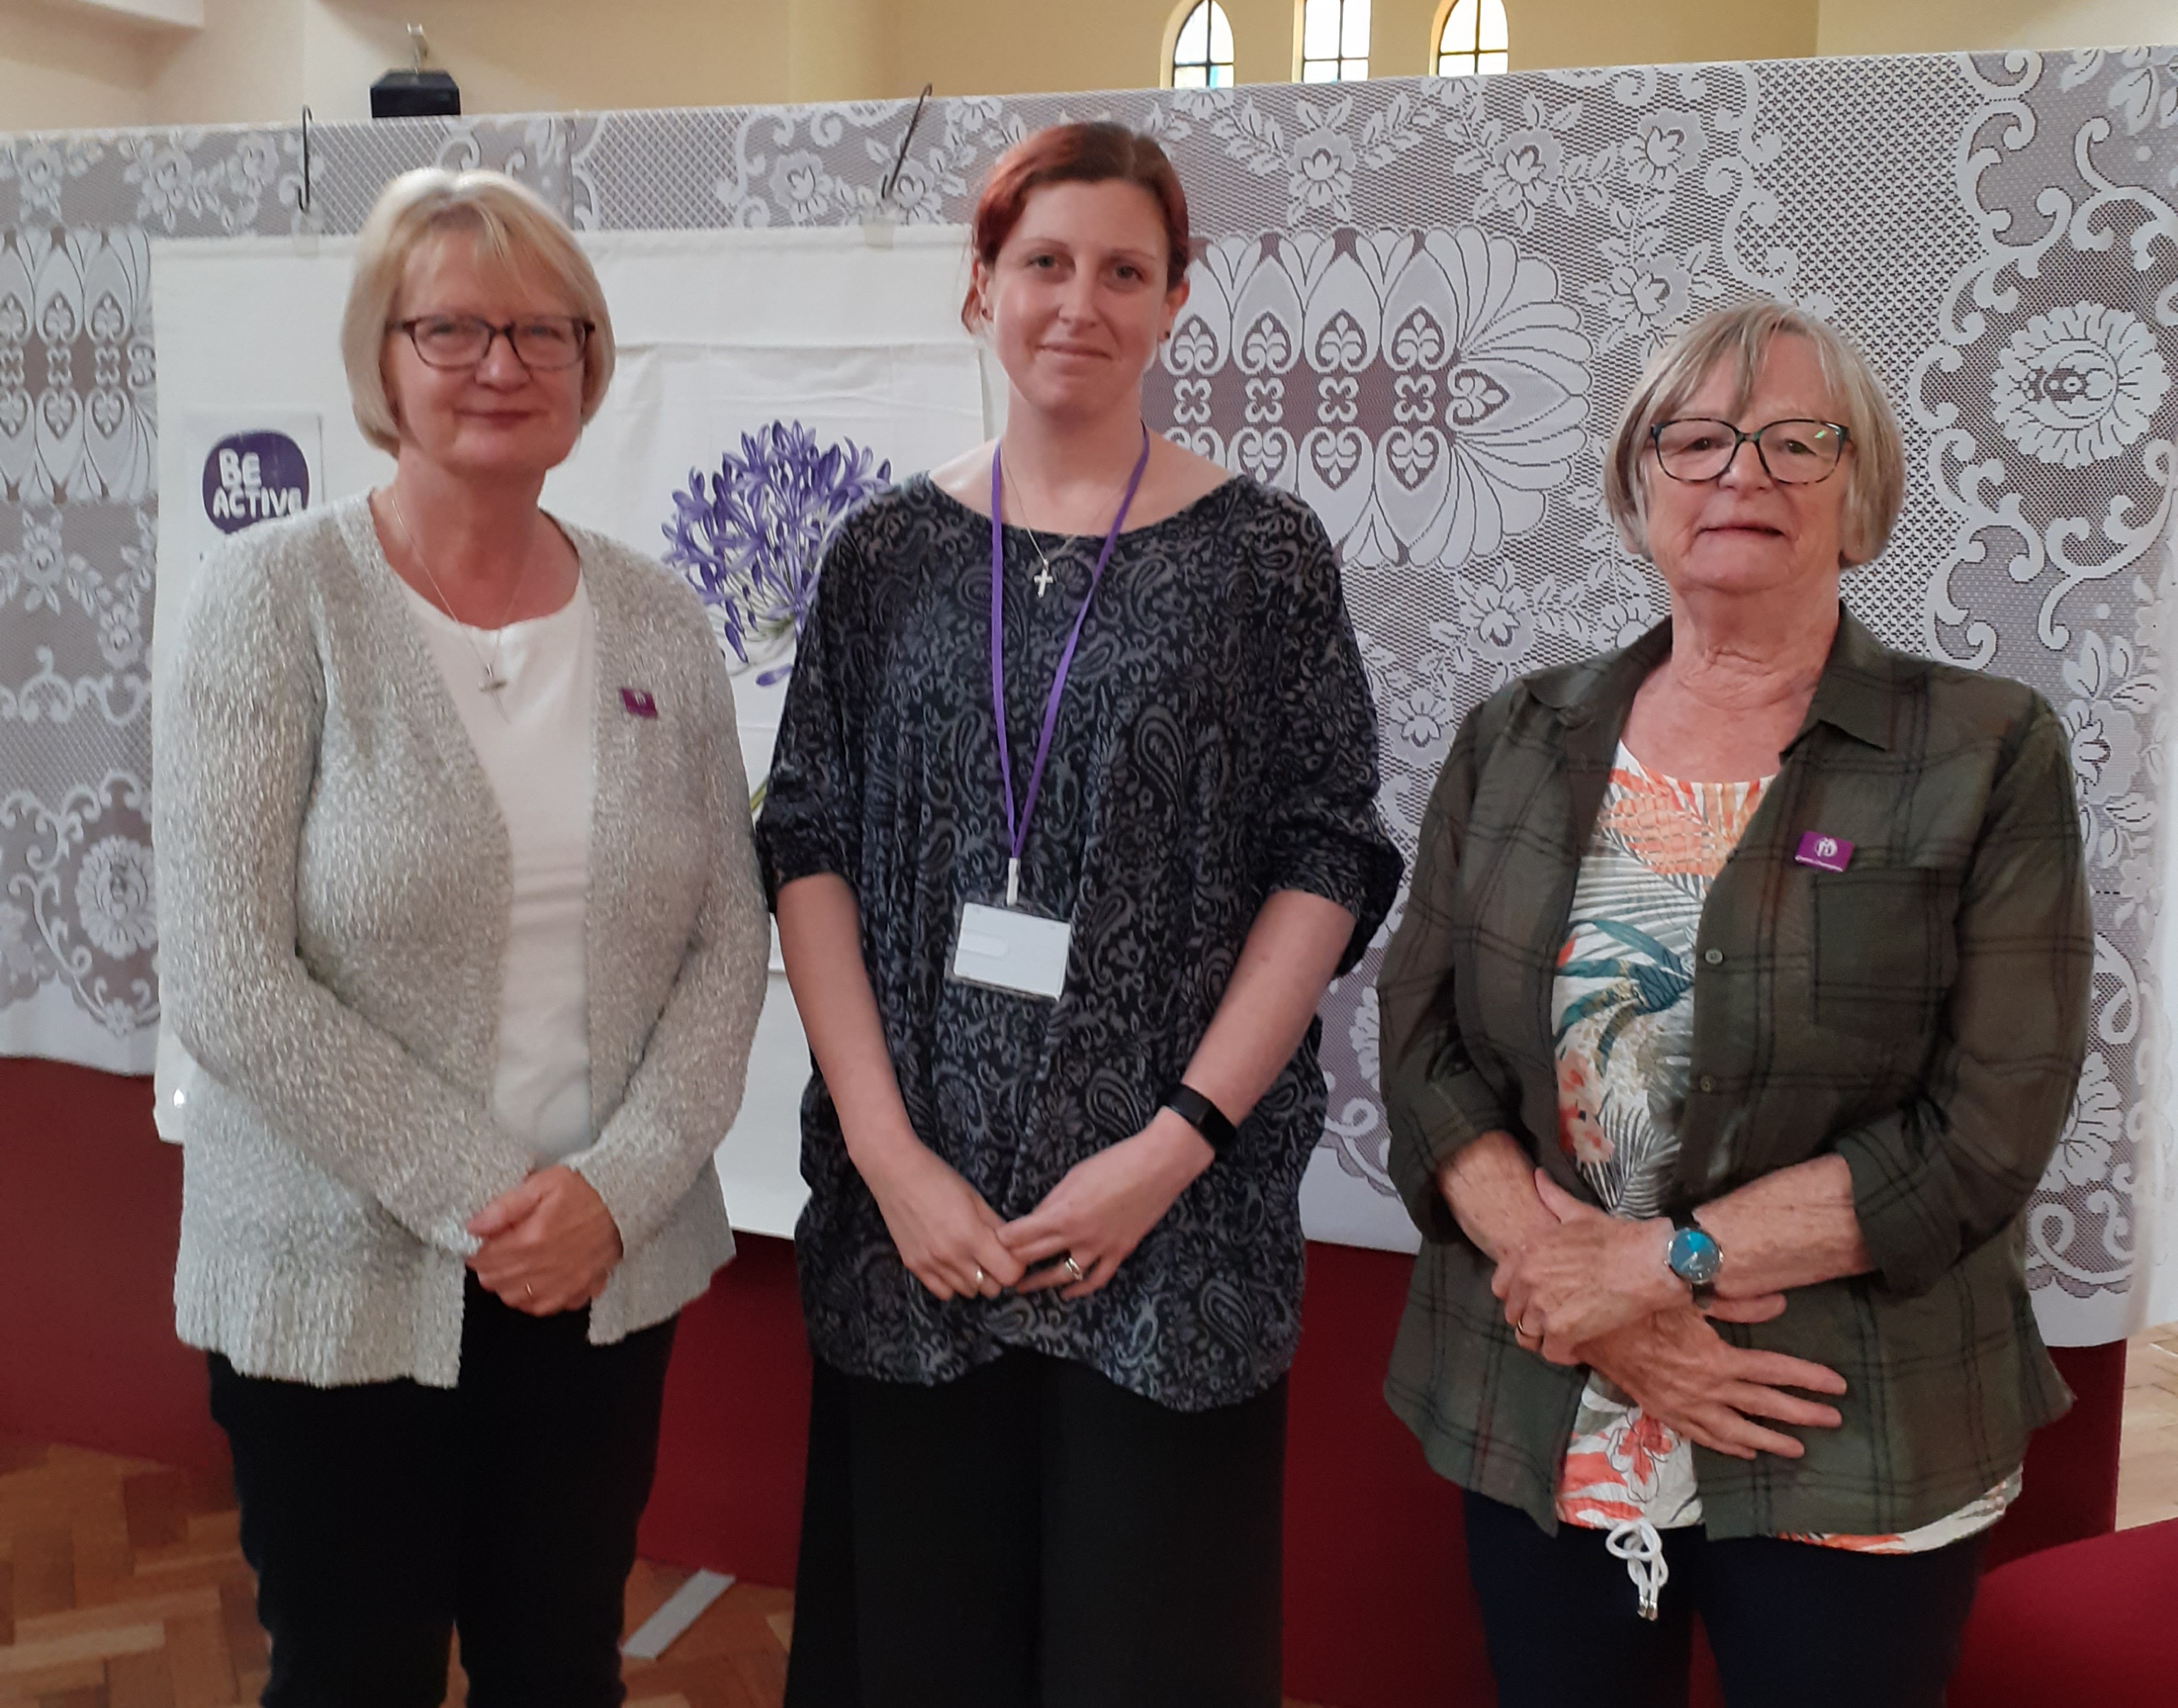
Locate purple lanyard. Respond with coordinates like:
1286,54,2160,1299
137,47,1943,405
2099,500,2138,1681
989,423,1152,908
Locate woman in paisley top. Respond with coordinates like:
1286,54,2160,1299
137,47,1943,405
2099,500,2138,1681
1379,303,2090,1708
758,123,1400,1707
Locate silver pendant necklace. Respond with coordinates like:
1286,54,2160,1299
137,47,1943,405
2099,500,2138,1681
1001,454,1137,600
387,491,531,698
1019,525,1065,598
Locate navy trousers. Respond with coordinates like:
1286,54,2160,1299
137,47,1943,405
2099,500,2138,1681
1463,1487,1987,1708
210,1276,676,1708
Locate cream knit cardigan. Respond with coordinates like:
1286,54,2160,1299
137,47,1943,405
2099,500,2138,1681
153,496,769,1388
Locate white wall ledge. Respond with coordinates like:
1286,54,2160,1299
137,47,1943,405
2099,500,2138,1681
30,0,205,33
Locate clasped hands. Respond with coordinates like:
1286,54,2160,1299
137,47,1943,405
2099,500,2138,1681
1492,1172,1704,1363
466,1164,625,1317
1492,1170,1847,1463
856,1109,1214,1305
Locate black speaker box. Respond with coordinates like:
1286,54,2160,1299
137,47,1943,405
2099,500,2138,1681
371,69,462,119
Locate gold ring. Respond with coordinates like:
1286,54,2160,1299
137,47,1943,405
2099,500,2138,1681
973,1266,987,1290
1062,1255,1085,1283
524,1284,535,1300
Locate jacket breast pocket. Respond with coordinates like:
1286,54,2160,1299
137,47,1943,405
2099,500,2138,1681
1810,865,1962,1042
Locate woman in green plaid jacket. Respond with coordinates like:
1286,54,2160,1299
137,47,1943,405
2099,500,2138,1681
1379,303,2092,1708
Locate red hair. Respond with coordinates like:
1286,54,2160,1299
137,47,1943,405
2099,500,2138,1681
961,121,1194,331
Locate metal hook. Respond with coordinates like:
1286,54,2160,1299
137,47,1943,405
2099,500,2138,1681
408,23,429,73
877,84,934,209
291,105,313,214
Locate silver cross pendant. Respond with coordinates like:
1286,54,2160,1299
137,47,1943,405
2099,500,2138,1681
1032,562,1055,598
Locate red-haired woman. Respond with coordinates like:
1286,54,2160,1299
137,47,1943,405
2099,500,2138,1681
759,122,1401,1704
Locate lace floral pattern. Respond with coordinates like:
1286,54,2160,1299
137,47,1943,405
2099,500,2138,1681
1,48,2170,1332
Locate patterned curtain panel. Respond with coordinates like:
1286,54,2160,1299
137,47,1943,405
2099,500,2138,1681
1,48,2172,1338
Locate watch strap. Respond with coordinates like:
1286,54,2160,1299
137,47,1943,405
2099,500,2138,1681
1665,1208,1722,1299
1163,1083,1236,1154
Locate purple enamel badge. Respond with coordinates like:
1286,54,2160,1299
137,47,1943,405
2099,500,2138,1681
1795,832,1854,873
620,687,658,720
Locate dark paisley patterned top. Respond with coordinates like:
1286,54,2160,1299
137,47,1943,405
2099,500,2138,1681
755,474,1402,1412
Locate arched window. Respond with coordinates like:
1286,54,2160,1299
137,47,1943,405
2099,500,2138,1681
1436,0,1508,77
1300,0,1369,84
1171,2,1236,89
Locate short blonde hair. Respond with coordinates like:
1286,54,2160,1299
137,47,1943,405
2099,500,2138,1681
340,168,615,455
1604,302,1905,569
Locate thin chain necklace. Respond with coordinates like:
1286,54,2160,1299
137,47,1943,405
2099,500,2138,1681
386,490,531,698
1012,512,1066,599
1000,436,1145,600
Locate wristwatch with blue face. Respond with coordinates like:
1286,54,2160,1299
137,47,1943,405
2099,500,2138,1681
1667,1209,1723,1301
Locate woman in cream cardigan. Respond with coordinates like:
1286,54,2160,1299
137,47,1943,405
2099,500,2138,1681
154,169,768,1707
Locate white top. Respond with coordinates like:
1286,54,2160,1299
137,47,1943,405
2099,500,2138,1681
401,574,597,1163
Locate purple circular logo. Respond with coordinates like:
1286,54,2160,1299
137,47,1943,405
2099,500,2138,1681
203,431,309,534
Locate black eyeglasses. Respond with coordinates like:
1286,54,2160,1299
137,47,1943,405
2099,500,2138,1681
1650,418,1850,485
388,314,593,372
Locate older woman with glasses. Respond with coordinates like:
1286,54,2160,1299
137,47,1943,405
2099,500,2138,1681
1380,302,2090,1708
155,168,769,1707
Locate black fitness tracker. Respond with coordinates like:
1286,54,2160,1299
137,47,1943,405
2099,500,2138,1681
1163,1083,1237,1154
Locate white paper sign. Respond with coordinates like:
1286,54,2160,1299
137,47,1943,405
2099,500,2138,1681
153,411,325,1142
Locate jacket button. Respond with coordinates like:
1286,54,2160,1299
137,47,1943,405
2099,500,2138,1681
1704,948,1724,965
1698,1073,1716,1093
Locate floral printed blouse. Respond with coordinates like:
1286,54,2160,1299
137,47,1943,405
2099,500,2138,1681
756,476,1402,1412
1551,747,2016,1608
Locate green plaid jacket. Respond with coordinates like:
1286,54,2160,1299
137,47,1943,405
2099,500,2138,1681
1380,610,2090,1539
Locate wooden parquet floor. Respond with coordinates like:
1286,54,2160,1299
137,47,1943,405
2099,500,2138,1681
0,1435,1327,1708
0,1434,789,1707
2117,1320,2178,1531
0,1435,261,1707
17,1324,2178,1707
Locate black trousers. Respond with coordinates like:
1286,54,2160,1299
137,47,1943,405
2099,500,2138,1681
1463,1489,1987,1708
208,1276,677,1708
784,1349,1288,1708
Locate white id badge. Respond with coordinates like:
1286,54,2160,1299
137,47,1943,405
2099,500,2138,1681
951,902,1072,1000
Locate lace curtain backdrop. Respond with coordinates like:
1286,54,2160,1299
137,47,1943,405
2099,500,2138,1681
1,48,2172,1339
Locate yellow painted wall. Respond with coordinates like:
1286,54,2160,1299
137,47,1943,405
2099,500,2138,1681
146,0,303,124
789,0,888,101
296,1,791,125
882,0,1288,96
16,0,2173,139
886,0,1823,96
1367,0,1448,79
1503,1,1819,71
7,0,809,135
1818,0,2178,54
0,1,160,130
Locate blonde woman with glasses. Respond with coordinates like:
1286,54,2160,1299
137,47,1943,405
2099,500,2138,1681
1380,302,2090,1708
155,169,768,1707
